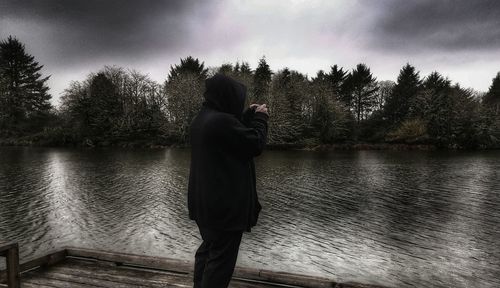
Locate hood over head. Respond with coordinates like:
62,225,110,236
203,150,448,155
203,73,247,118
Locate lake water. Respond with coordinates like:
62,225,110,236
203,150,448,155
0,147,499,287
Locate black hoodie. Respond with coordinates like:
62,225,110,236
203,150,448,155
188,74,269,232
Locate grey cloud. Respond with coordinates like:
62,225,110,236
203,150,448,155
2,0,498,98
366,0,500,52
0,0,211,63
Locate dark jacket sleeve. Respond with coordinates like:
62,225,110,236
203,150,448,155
214,112,269,159
241,107,257,127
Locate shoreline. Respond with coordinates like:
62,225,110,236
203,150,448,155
1,137,499,151
266,143,439,151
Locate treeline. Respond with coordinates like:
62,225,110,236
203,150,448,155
1,36,500,148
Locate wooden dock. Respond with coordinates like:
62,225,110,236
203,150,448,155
1,243,387,288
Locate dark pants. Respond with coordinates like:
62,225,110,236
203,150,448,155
193,226,243,288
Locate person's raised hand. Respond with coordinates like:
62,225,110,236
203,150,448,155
255,104,269,116
249,104,260,110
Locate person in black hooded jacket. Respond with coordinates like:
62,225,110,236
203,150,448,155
188,73,269,288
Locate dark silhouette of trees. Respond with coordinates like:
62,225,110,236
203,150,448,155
375,80,395,112
484,72,500,115
167,56,208,82
111,68,166,139
89,73,122,136
59,66,166,145
253,56,272,104
165,57,208,143
384,64,422,126
422,72,453,146
344,64,379,124
448,85,485,148
407,73,489,148
327,65,348,100
2,37,499,149
0,36,52,134
482,72,500,144
234,62,254,107
310,70,352,143
59,72,121,141
218,63,234,75
268,68,308,143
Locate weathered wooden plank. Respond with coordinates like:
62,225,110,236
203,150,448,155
233,267,262,281
335,282,389,288
12,247,388,288
0,243,20,288
18,282,56,288
2,249,66,284
257,270,335,288
22,275,101,288
229,281,283,288
0,271,5,284
6,245,20,288
56,259,284,288
27,270,155,288
18,249,67,272
62,258,288,288
0,243,18,257
65,247,192,274
48,260,192,287
65,247,336,287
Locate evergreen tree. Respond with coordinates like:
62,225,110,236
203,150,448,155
0,76,8,128
233,62,241,74
166,56,208,143
84,72,122,138
449,85,485,148
239,62,252,75
253,56,272,104
310,71,330,140
269,68,307,143
326,64,348,101
410,71,450,121
0,36,51,132
422,72,454,146
484,72,500,115
344,64,379,123
218,63,233,75
376,80,395,112
233,62,254,106
481,72,500,146
423,71,451,92
167,56,208,83
384,64,422,126
310,70,352,143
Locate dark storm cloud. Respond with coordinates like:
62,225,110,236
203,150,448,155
366,0,500,51
2,0,499,97
0,0,208,63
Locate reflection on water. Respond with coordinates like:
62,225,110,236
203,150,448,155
0,147,499,288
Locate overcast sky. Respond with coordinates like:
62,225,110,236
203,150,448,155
1,0,500,105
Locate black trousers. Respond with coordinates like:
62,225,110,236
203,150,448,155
193,226,244,288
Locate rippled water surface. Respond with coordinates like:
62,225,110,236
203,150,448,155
1,147,499,287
